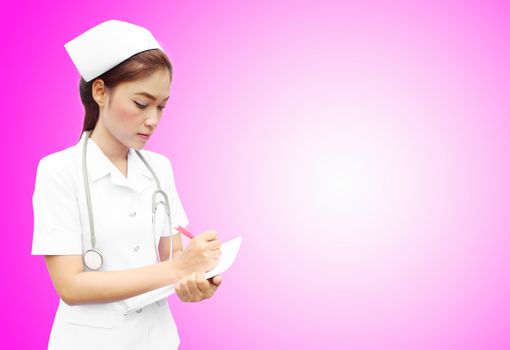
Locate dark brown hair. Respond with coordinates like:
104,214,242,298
79,49,172,135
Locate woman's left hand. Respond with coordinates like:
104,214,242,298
175,272,222,302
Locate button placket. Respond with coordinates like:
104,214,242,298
128,197,138,218
128,199,140,253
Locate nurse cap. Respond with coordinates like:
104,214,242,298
64,19,164,82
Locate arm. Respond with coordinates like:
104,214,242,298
44,255,189,306
158,233,183,261
44,230,220,306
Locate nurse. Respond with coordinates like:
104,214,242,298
31,19,223,349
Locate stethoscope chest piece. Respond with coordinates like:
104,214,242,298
84,249,103,270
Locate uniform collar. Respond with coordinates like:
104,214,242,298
77,131,153,193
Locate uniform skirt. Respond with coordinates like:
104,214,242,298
47,298,180,350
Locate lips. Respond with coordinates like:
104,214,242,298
138,133,151,140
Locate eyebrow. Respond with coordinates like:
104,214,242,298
134,92,170,101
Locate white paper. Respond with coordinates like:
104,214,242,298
123,236,242,313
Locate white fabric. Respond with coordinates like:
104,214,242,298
31,131,189,349
64,19,164,82
48,299,180,350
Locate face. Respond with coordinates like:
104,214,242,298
95,69,171,150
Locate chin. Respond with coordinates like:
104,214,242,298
131,142,145,151
125,135,146,150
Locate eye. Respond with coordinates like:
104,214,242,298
134,101,148,109
158,106,166,111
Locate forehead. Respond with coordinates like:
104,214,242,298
117,69,171,98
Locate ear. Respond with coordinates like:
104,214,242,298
91,79,109,107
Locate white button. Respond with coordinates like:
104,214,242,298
136,308,142,313
129,211,136,217
133,245,140,252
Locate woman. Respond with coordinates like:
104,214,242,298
31,19,222,349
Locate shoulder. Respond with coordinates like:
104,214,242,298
35,144,80,185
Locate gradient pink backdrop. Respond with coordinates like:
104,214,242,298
2,0,510,349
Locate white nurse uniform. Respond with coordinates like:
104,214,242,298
31,131,189,350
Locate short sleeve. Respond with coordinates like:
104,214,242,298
31,156,83,255
160,156,189,237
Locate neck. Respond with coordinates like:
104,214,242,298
89,121,128,164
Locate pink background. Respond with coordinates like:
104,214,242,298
2,0,510,349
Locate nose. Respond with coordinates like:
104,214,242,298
144,110,159,129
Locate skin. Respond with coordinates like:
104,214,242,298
44,69,222,305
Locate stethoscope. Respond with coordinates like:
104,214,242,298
82,130,173,270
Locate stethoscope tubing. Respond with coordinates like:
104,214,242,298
82,130,173,270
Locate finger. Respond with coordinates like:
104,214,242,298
175,280,181,298
179,276,192,301
180,279,191,301
206,258,220,271
196,272,213,298
208,248,222,259
210,275,223,287
186,272,204,302
206,240,222,250
198,230,218,242
176,280,188,301
204,275,221,296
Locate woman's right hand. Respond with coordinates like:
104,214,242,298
176,230,222,275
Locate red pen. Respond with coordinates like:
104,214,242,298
175,225,194,239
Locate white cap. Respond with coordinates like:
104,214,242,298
64,19,164,82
